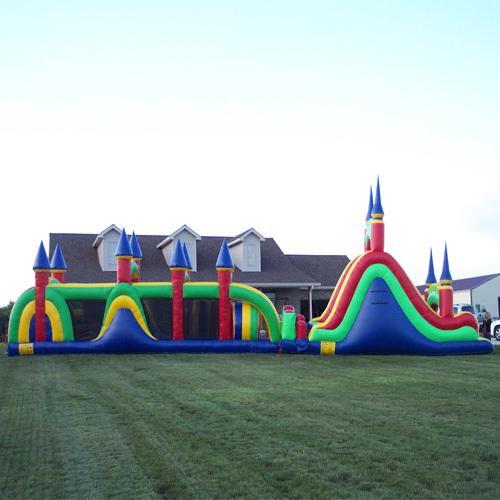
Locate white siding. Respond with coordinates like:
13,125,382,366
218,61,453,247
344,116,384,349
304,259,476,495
453,290,471,304
97,228,120,271
161,245,173,269
471,275,500,317
230,242,244,270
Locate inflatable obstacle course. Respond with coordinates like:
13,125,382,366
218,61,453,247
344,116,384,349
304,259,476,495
7,180,493,356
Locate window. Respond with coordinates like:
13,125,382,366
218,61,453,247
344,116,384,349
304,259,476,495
247,243,256,267
107,241,117,267
264,292,276,305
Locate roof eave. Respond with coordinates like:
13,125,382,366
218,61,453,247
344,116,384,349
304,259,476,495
156,237,172,250
228,228,265,247
238,282,321,288
92,224,122,248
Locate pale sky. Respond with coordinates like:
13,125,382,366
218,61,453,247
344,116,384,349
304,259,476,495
1,1,499,306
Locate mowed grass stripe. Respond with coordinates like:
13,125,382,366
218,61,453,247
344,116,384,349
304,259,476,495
1,347,499,499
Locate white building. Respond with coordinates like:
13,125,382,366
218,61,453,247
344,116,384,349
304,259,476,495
452,273,500,320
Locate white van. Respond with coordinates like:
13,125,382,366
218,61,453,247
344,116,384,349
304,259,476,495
453,303,484,330
453,303,476,316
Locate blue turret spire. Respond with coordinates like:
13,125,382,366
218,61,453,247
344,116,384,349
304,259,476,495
371,176,384,218
366,186,373,222
129,231,143,260
182,242,193,271
425,248,437,285
33,241,51,271
216,239,234,270
50,243,67,271
440,243,452,283
115,228,133,258
170,239,188,269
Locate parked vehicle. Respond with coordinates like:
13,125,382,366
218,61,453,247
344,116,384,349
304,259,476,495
453,303,476,316
474,305,487,330
453,304,476,316
489,319,500,341
453,303,484,328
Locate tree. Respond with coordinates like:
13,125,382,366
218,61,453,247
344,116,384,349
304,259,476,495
0,301,14,341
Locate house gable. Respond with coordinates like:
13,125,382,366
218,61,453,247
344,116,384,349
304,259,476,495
92,224,122,272
157,225,201,271
228,229,265,272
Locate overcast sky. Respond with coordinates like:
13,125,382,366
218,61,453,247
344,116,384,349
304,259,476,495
1,1,499,306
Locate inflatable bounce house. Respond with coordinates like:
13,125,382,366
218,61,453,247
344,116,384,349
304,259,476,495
7,179,493,356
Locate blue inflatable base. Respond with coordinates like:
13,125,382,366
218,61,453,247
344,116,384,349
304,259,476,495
7,309,282,356
7,307,494,356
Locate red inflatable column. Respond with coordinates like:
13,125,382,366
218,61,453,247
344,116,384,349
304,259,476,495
296,315,307,339
116,257,132,283
116,229,133,284
33,242,51,342
51,270,65,284
216,240,234,341
439,244,454,318
35,271,49,342
217,269,232,340
170,240,188,340
370,178,385,252
171,269,186,340
439,284,454,318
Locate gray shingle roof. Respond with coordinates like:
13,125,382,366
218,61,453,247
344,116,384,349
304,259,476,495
287,254,351,288
49,232,350,288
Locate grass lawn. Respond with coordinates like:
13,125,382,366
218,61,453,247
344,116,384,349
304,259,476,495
1,345,499,499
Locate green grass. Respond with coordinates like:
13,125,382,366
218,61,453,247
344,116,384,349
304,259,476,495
1,346,500,499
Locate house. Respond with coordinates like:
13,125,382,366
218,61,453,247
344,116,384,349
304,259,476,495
48,224,350,321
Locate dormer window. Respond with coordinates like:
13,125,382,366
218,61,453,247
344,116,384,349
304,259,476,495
157,225,201,271
106,241,118,267
228,229,264,272
92,224,122,272
247,243,257,267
